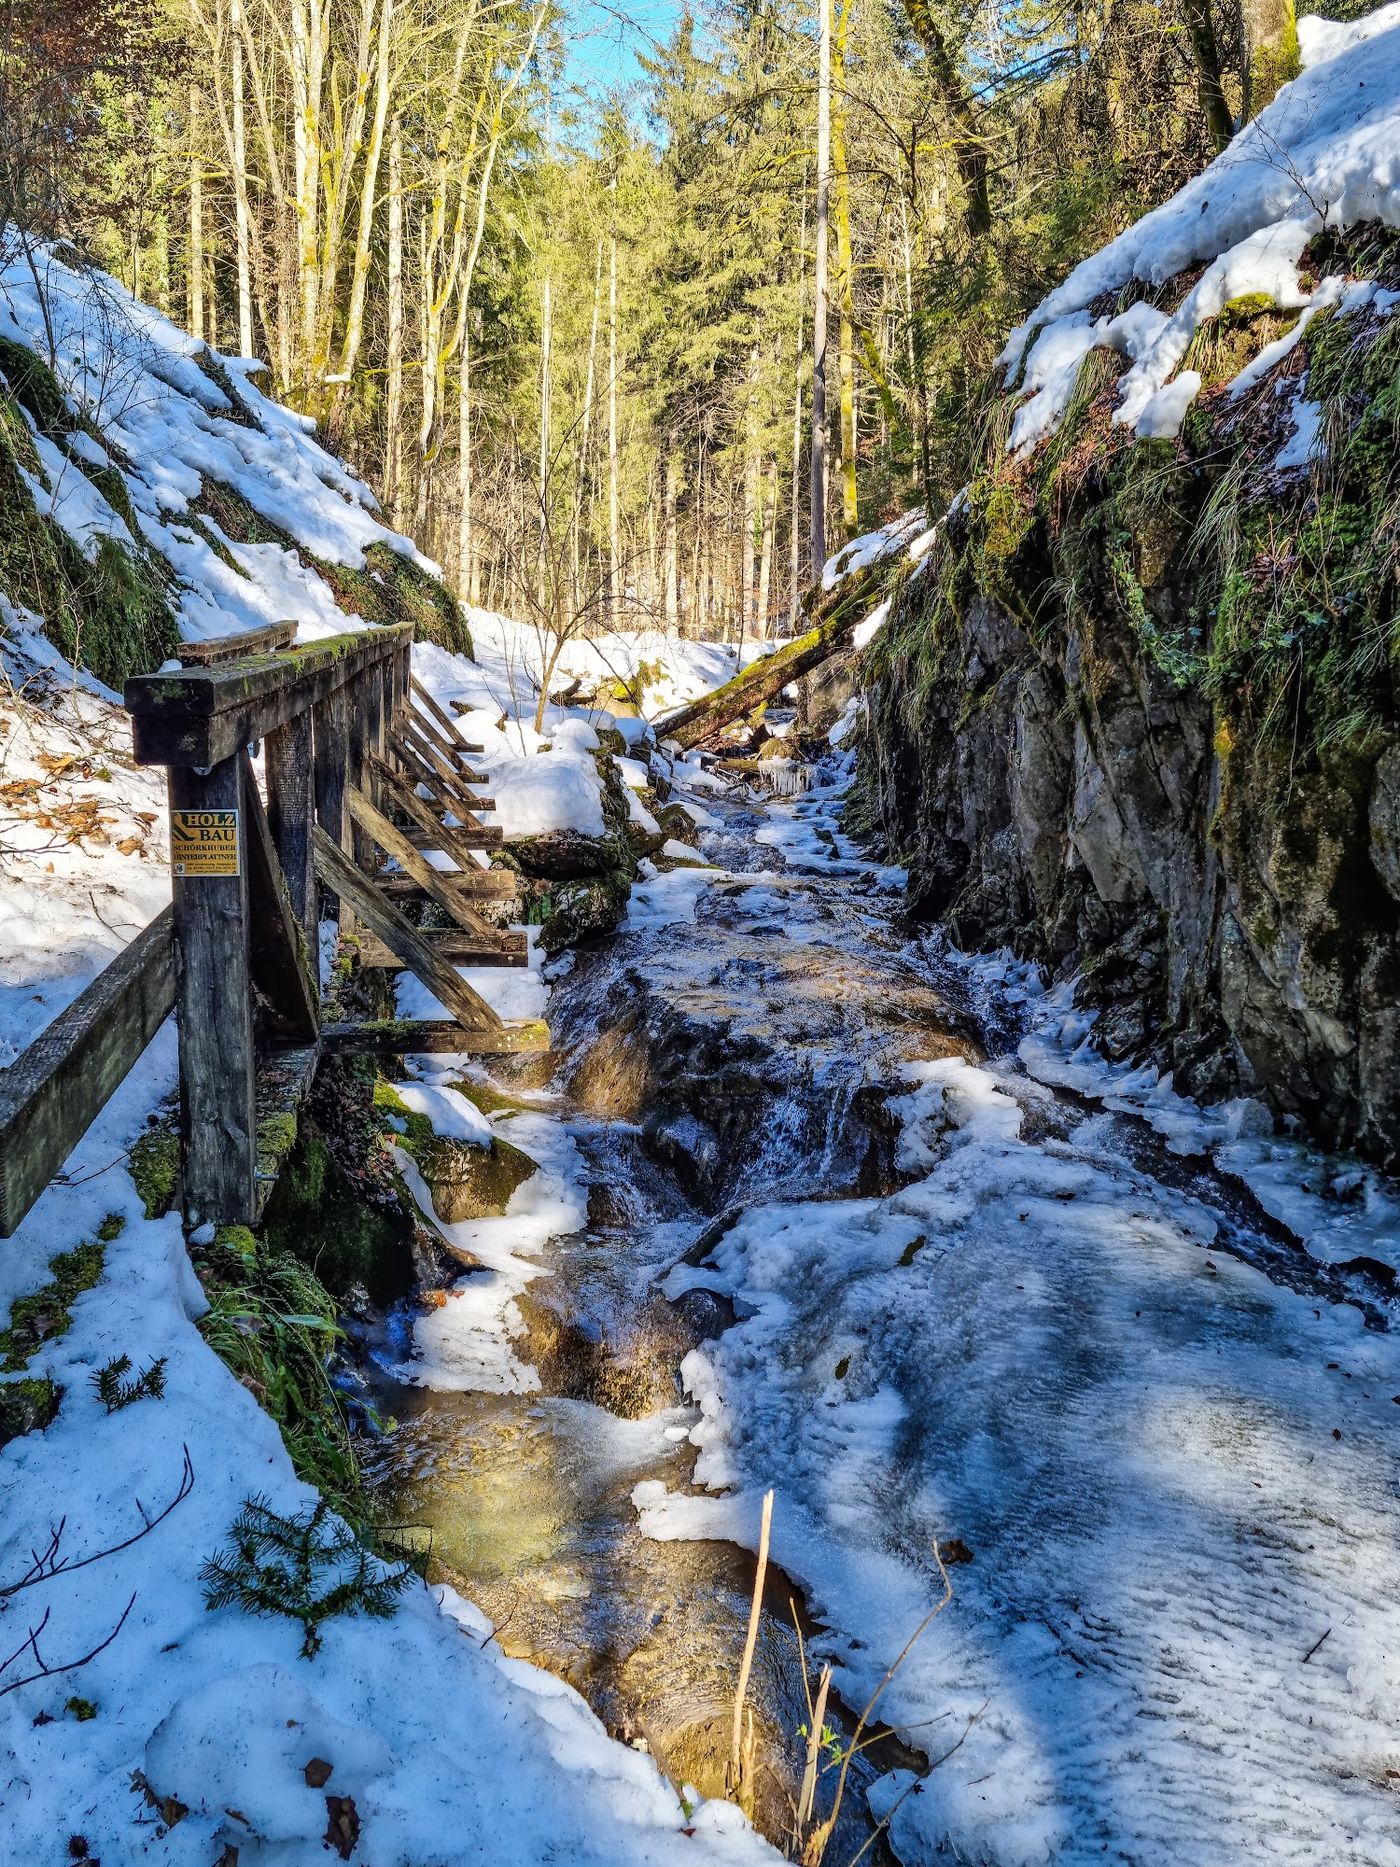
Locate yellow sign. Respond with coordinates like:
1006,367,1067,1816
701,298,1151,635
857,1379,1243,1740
171,807,240,877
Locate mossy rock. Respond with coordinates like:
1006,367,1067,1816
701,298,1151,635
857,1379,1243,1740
260,1123,414,1305
130,1125,180,1218
417,1135,538,1227
0,396,177,688
537,866,634,955
0,1376,62,1449
655,802,699,847
0,335,71,437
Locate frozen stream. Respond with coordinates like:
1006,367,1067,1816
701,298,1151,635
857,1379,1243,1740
361,760,1400,1867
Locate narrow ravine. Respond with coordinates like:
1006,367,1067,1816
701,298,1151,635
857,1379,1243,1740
357,754,1400,1866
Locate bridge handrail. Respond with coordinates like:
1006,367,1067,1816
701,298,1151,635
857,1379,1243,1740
124,620,414,768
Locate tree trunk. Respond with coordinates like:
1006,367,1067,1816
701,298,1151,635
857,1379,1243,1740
811,0,831,573
385,119,404,523
664,452,679,630
188,85,205,341
608,228,621,618
1180,0,1235,151
791,180,807,624
537,269,553,600
458,326,473,599
1241,0,1299,118
230,0,254,357
757,459,776,635
832,0,857,536
741,436,757,640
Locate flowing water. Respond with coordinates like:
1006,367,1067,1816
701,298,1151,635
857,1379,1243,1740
356,755,1399,1865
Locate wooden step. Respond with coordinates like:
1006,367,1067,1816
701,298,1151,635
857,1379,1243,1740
404,824,504,850
358,931,528,969
320,1018,550,1056
410,676,488,755
376,870,519,900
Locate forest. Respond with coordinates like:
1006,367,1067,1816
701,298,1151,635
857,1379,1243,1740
3,0,1301,638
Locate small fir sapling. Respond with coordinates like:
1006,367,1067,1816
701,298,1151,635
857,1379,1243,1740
91,1354,167,1412
201,1496,411,1658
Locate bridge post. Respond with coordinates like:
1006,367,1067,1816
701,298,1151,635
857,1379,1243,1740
265,708,316,936
169,753,258,1225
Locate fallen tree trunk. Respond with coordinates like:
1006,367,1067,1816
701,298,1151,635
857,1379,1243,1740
659,607,858,750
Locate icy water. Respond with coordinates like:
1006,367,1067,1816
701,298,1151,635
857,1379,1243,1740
360,762,1400,1867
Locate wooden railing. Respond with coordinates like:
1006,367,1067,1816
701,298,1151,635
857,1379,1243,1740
0,621,545,1237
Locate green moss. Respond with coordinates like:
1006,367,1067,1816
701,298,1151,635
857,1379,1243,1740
255,1112,299,1180
0,334,71,436
0,1242,105,1371
130,1126,180,1219
0,1375,62,1448
96,1212,126,1243
64,1697,98,1722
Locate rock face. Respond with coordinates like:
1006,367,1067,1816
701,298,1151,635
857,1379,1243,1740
858,581,1400,1164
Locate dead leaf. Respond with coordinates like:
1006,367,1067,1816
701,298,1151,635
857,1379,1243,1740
116,836,143,856
304,1757,334,1789
324,1793,359,1860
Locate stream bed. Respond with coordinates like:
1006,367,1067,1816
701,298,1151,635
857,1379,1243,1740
356,760,1400,1867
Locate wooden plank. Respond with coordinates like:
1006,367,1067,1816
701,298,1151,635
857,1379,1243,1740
178,621,297,665
253,1043,320,1220
125,621,414,768
265,708,316,936
312,826,502,1031
374,871,518,902
320,1018,549,1056
400,711,492,790
368,752,504,867
240,753,319,1042
387,730,491,833
411,677,486,755
346,782,516,933
0,909,177,1238
404,824,503,850
170,756,258,1226
406,708,493,783
357,930,528,968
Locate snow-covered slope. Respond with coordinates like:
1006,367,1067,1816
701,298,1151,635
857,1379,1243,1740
0,241,467,688
1003,3,1400,449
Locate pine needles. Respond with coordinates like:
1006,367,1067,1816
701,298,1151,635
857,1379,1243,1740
201,1496,412,1659
90,1354,166,1413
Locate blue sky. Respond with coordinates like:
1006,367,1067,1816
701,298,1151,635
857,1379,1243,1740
559,0,681,104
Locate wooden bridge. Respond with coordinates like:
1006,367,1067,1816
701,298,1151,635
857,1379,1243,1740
0,620,546,1237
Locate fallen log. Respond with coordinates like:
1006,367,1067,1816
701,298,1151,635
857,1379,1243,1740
657,586,873,751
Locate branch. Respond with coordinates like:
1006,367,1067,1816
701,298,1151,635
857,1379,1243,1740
0,1446,195,1600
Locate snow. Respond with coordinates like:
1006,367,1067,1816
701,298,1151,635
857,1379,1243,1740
1001,5,1400,449
821,511,927,591
392,1081,493,1148
0,244,440,650
1275,393,1325,468
624,861,720,931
